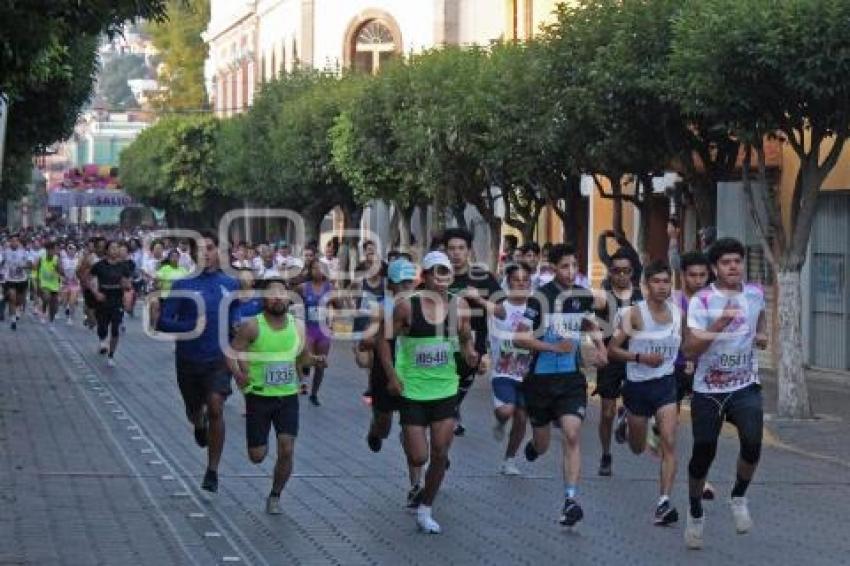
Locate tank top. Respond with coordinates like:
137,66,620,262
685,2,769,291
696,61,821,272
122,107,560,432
38,256,61,292
488,301,532,382
395,294,459,401
303,281,331,326
245,313,302,397
626,301,682,382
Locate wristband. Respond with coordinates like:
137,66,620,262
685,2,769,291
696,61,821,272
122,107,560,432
635,353,641,364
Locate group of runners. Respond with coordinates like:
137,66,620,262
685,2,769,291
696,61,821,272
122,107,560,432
3,224,767,550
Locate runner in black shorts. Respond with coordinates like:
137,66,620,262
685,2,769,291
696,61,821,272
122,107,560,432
158,232,240,494
515,244,608,528
89,241,132,367
228,278,323,514
358,258,425,507
593,249,642,476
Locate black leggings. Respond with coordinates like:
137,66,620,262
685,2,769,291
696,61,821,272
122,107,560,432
96,306,123,340
688,384,763,479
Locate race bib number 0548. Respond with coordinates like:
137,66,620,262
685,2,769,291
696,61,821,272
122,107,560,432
414,344,450,368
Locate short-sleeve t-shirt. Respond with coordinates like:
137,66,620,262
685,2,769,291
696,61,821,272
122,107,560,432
524,281,596,380
489,301,533,382
2,248,29,282
688,283,765,394
90,260,132,307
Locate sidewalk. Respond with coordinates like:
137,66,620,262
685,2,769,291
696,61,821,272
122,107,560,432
759,368,850,470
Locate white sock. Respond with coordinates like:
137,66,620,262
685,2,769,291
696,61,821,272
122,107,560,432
417,505,432,518
658,495,670,506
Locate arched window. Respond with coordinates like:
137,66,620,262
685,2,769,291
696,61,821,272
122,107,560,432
351,20,397,74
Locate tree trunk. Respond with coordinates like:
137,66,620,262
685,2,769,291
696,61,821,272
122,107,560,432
690,176,717,230
398,207,411,250
775,270,813,419
451,201,468,230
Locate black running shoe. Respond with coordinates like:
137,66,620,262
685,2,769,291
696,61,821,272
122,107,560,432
406,484,423,508
10,320,16,331
524,441,539,462
614,406,628,444
702,484,715,501
309,395,321,407
560,498,584,527
367,434,382,453
453,423,466,437
201,469,218,493
598,453,612,477
300,383,309,395
654,499,679,526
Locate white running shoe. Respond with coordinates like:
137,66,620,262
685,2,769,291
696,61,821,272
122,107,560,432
730,497,752,533
685,511,704,549
492,420,506,441
416,513,441,534
265,496,282,515
66,317,73,326
500,459,521,476
106,356,116,368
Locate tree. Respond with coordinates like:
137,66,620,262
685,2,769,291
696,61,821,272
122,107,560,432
2,34,100,201
670,0,850,418
331,59,430,250
1,1,168,198
545,0,675,253
121,115,234,228
98,54,152,110
146,0,209,112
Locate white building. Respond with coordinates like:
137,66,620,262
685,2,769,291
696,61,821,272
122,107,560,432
203,0,522,117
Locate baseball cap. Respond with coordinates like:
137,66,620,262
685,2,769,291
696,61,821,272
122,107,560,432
421,251,452,272
388,259,417,284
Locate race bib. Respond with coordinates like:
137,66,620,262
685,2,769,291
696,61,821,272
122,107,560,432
548,313,583,341
307,306,323,322
265,362,296,386
714,349,753,372
414,343,450,368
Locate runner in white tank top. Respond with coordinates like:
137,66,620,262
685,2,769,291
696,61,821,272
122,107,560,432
608,260,682,527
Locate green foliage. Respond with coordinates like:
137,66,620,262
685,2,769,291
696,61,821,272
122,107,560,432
121,115,221,212
0,0,167,200
331,59,426,210
146,0,210,112
670,0,850,269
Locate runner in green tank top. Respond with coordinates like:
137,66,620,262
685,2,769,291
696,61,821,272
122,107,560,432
35,241,63,323
383,251,479,534
228,278,326,515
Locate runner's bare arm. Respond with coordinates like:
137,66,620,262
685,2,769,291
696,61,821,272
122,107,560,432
379,299,410,394
607,305,638,363
754,310,768,350
457,297,480,368
683,300,738,358
513,321,573,353
227,318,259,388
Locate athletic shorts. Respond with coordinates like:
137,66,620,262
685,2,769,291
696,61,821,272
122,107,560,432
400,395,457,427
492,377,525,409
245,393,299,448
3,281,28,296
593,364,626,399
175,358,232,421
306,323,331,350
691,383,763,446
524,376,587,427
622,374,677,418
674,364,694,402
